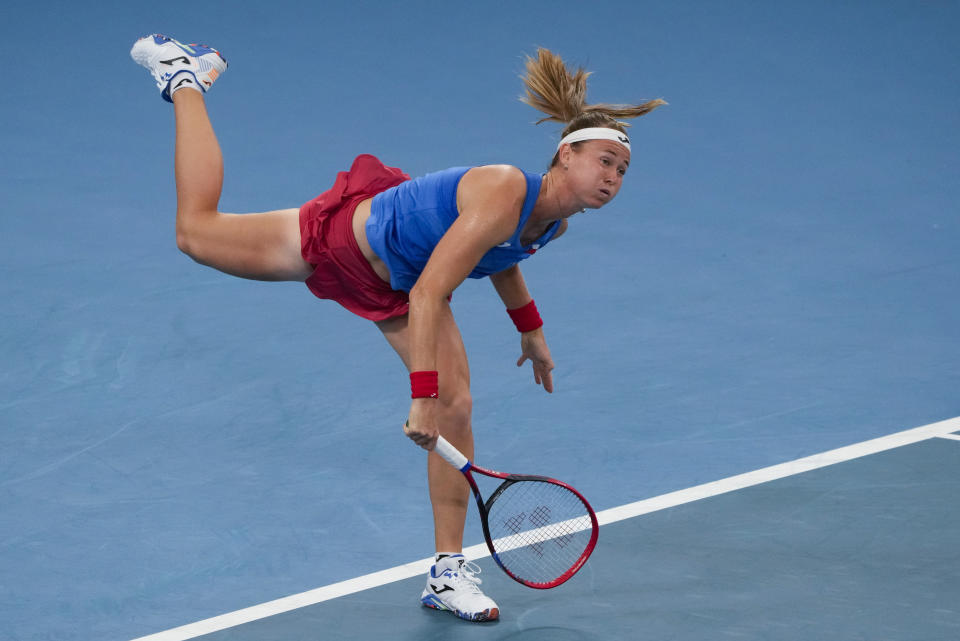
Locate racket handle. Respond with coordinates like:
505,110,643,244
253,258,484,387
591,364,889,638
433,436,470,471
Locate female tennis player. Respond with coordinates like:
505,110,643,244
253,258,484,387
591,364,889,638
131,34,663,622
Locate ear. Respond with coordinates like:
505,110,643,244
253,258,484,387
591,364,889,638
557,143,573,168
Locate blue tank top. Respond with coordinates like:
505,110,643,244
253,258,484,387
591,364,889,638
366,166,560,292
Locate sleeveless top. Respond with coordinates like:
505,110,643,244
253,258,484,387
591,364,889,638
365,166,561,292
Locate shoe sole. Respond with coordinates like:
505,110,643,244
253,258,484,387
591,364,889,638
421,595,499,622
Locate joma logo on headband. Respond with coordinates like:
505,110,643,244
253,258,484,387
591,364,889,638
618,135,629,144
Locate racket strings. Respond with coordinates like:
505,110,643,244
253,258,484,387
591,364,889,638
486,479,593,585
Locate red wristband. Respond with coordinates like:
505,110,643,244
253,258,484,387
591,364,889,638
410,370,439,399
507,299,543,333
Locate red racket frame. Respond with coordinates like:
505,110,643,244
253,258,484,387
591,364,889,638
434,436,600,589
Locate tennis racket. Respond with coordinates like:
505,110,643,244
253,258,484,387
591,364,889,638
433,435,599,589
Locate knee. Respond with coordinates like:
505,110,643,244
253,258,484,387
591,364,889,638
175,223,192,256
439,387,472,434
174,216,206,263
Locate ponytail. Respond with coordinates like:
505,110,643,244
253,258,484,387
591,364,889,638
520,48,665,139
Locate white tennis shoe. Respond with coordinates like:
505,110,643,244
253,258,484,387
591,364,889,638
420,554,499,622
130,34,227,102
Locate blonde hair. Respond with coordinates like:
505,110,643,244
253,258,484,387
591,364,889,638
520,48,665,155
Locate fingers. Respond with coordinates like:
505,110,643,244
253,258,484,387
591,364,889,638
540,367,554,393
517,347,554,392
404,420,437,451
535,362,554,393
523,359,554,392
409,432,436,450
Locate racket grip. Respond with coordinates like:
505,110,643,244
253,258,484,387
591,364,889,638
433,436,470,471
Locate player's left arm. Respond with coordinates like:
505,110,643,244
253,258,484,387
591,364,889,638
489,264,555,393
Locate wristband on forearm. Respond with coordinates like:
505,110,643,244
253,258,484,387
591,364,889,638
410,370,439,399
507,299,543,333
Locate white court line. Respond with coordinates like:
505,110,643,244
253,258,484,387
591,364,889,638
129,415,960,641
937,433,960,441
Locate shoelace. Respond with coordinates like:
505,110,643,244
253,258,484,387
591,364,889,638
448,560,484,594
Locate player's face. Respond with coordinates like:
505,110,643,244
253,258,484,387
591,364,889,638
565,140,630,208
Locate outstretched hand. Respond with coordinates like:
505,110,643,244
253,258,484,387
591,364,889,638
516,328,555,393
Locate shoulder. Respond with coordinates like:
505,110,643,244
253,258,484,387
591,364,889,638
449,166,527,243
458,165,527,203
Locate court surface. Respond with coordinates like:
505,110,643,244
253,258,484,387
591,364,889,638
141,423,960,641
1,2,958,640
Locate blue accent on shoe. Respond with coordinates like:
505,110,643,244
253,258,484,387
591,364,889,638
151,34,196,55
420,594,446,610
151,34,226,63
161,71,198,103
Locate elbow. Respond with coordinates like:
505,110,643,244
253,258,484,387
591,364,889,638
408,284,449,310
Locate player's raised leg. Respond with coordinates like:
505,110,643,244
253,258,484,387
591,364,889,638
171,90,311,280
131,34,312,282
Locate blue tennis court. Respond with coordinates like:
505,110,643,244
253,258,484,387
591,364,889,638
178,429,960,641
1,2,958,640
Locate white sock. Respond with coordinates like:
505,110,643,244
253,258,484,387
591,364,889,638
435,552,463,564
168,71,201,97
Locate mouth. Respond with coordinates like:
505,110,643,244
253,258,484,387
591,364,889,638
598,188,612,199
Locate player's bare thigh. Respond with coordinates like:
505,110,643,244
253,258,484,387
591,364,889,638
377,311,470,395
182,207,314,282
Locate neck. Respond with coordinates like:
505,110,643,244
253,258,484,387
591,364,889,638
530,168,583,224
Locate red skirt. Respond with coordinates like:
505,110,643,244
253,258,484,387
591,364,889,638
299,154,411,321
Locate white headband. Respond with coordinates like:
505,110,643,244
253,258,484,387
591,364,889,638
557,127,631,152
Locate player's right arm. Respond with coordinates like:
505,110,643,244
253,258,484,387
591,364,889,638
403,165,528,450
